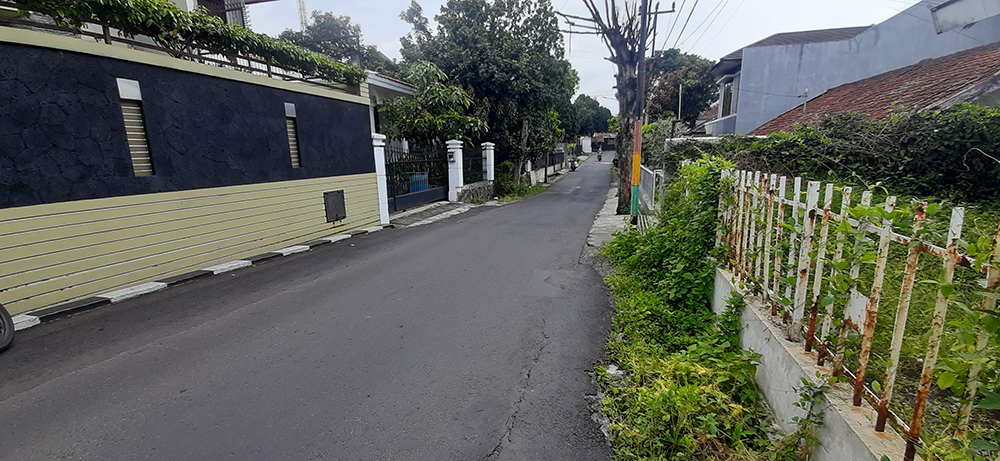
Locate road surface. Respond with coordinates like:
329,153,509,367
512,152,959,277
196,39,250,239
0,158,615,460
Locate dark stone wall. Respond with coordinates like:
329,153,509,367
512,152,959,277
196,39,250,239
0,41,374,210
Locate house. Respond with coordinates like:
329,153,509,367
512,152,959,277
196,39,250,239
0,14,381,316
750,41,1000,135
707,0,1000,136
366,71,415,135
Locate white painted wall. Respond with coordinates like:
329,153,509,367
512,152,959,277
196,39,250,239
714,268,911,461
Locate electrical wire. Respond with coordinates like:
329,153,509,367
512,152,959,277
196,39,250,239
683,0,731,53
663,0,687,49
676,0,727,49
703,0,745,51
672,0,700,48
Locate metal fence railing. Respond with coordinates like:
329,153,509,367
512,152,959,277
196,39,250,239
463,147,484,185
638,165,662,214
720,169,1000,461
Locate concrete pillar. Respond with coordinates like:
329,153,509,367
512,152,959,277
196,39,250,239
482,142,495,181
446,139,464,202
372,134,389,225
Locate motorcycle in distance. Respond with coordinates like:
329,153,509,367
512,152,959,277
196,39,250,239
597,152,602,162
1,302,13,353
570,157,578,171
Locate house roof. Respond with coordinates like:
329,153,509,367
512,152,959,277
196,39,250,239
698,104,719,120
713,26,872,75
749,41,1000,135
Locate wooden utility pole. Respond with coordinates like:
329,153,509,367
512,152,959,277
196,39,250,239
629,0,649,216
558,1,674,215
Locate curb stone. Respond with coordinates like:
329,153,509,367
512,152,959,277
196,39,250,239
10,224,393,332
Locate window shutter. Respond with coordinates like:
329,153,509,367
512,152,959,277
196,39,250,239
120,101,153,177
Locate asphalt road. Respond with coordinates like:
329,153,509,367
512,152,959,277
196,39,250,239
0,158,615,461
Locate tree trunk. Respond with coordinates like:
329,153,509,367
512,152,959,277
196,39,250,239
614,54,638,215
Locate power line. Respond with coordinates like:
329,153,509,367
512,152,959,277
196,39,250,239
676,0,726,49
703,0,745,51
672,0,699,48
684,0,731,53
663,0,687,48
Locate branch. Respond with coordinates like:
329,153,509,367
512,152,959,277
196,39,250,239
554,11,597,23
562,30,603,35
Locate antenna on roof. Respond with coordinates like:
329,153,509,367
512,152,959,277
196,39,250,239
298,0,307,31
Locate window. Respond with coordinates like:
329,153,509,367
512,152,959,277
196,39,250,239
721,82,734,118
285,102,301,168
116,78,153,177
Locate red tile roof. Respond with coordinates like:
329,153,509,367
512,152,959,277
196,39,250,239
699,104,718,119
749,41,1000,135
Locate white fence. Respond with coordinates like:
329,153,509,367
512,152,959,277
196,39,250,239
719,169,1000,461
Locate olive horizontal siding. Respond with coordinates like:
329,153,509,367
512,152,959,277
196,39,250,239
0,175,379,315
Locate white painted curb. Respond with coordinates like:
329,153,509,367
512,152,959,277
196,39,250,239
203,260,253,274
274,245,310,256
12,314,40,331
321,234,353,244
98,282,169,303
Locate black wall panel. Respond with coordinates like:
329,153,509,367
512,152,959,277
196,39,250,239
0,41,374,209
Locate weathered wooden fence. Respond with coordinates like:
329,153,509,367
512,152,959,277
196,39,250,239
719,169,999,461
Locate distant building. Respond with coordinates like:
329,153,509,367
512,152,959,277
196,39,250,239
707,0,1000,135
750,41,1000,135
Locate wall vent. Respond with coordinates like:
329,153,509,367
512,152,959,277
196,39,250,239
284,102,301,168
120,100,153,177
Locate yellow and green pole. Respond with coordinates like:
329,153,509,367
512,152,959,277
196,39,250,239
630,0,649,216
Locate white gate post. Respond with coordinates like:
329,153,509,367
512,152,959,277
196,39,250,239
372,134,389,225
482,142,495,181
446,139,464,202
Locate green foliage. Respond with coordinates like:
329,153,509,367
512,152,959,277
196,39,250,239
655,105,1000,203
600,156,795,459
380,61,486,145
19,0,366,85
608,115,618,133
399,0,577,164
646,48,718,127
490,160,544,201
278,11,402,78
573,94,613,136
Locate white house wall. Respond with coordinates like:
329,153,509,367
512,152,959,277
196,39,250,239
735,0,1000,134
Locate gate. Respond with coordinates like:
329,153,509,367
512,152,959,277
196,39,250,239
385,143,449,212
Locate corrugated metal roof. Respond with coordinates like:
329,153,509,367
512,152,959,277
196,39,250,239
717,26,873,63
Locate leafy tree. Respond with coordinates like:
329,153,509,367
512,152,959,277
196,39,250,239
574,94,612,135
380,61,486,146
280,11,402,78
646,49,717,127
400,0,578,183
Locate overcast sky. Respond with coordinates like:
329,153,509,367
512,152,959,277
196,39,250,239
248,0,925,110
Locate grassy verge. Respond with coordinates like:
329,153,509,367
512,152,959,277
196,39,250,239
497,184,546,203
599,157,819,460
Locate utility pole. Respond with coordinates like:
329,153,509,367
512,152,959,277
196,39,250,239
298,0,307,31
630,0,650,216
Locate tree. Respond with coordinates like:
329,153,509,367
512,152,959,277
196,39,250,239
380,61,486,146
279,11,403,78
400,0,578,184
646,49,717,127
562,0,664,213
573,94,612,136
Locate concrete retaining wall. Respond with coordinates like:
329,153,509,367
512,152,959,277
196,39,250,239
713,268,912,461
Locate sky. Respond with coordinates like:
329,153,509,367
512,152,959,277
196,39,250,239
247,0,925,111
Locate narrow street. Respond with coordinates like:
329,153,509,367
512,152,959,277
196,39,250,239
0,158,615,460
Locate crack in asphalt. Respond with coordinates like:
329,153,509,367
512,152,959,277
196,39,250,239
481,315,549,461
